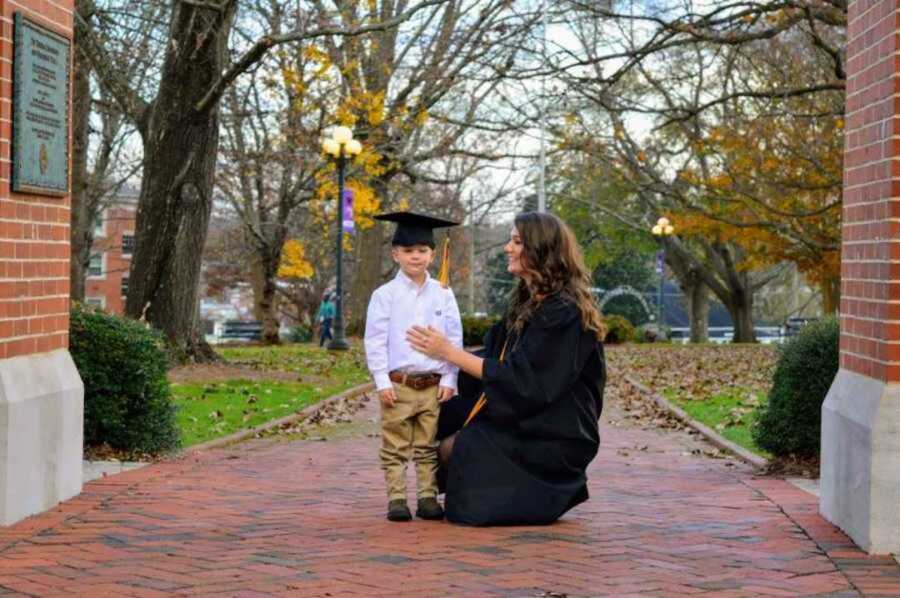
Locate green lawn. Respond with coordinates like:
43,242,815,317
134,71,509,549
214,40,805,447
171,343,370,446
669,390,772,459
218,344,370,384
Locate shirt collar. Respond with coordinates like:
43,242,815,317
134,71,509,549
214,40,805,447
396,269,431,291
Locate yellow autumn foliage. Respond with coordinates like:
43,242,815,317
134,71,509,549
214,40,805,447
278,239,315,279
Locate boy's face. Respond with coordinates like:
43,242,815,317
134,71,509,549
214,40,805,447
392,244,435,279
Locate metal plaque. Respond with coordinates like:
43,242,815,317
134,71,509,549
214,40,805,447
12,13,71,196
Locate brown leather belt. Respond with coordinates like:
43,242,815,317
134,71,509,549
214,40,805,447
389,371,441,390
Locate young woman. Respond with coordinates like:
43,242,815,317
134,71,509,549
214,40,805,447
406,211,606,525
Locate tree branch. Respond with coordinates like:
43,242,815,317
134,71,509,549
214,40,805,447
195,0,449,114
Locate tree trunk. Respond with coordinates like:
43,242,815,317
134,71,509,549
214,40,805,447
250,254,266,321
820,275,840,315
125,3,236,362
348,223,384,335
70,2,93,303
665,245,709,343
253,254,281,345
728,288,756,343
687,278,709,344
258,277,280,344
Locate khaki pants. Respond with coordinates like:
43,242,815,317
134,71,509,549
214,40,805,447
380,383,440,501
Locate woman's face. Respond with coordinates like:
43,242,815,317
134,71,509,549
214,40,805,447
504,227,526,277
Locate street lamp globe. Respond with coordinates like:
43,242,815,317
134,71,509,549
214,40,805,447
322,138,340,157
652,224,662,236
332,126,353,145
346,139,362,156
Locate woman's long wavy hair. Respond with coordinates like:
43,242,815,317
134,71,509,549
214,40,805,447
506,212,606,340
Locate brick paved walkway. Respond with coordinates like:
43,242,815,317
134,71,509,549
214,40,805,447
1,396,899,597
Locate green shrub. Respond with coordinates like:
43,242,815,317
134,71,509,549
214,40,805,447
70,304,181,456
603,314,635,344
287,324,313,343
753,317,838,457
462,315,500,347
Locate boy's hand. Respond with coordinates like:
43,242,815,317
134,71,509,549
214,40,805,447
378,387,397,408
437,386,455,403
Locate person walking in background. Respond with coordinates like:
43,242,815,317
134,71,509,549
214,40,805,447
317,293,335,347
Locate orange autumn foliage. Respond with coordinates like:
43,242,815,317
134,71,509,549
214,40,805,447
675,106,842,296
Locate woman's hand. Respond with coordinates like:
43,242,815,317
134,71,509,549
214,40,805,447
408,325,485,380
406,325,451,360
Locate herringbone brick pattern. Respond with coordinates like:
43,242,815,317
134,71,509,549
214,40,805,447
0,397,897,597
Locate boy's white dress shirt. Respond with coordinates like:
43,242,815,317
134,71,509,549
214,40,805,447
365,270,463,392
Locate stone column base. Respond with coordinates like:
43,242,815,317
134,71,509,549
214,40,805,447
821,368,900,554
0,350,83,525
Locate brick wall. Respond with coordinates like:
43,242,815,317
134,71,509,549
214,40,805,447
840,0,900,381
0,1,73,359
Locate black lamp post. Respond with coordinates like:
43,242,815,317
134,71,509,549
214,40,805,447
322,126,362,351
651,216,674,327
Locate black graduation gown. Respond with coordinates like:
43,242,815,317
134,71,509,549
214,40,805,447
438,295,606,526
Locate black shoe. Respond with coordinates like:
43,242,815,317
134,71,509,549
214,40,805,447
387,499,411,522
416,497,444,520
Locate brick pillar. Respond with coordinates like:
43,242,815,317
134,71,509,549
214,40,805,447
821,0,900,554
0,1,82,525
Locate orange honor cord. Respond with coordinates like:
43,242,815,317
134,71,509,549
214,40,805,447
463,341,507,427
438,238,451,288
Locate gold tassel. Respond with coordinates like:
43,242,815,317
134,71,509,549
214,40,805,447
438,237,451,288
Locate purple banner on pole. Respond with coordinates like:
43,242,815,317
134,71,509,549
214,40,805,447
342,189,355,233
656,251,664,274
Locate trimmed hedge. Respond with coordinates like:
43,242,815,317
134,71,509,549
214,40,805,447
461,315,500,347
70,304,181,455
753,317,839,457
603,314,635,344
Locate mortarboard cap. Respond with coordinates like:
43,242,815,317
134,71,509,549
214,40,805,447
374,211,459,248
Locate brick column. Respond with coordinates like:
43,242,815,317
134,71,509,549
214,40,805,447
821,0,900,554
0,0,82,525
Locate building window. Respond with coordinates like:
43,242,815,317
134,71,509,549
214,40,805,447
93,212,105,237
121,234,135,256
85,296,105,309
121,277,129,298
87,253,105,279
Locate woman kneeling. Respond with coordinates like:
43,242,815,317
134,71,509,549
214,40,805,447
407,211,606,526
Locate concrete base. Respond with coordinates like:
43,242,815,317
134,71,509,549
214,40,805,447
0,350,83,525
821,368,900,554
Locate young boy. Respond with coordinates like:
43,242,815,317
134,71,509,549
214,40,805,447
364,212,463,522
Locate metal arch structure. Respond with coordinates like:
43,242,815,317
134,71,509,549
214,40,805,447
597,285,654,320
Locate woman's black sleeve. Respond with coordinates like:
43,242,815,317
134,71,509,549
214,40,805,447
480,302,589,422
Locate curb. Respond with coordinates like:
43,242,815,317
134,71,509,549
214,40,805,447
624,375,768,469
187,382,376,453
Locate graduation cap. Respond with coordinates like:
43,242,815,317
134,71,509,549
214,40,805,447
374,211,458,248
374,211,459,287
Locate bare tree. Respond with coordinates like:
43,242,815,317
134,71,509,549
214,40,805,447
77,0,447,360
293,0,537,331
71,0,159,301
217,7,331,343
